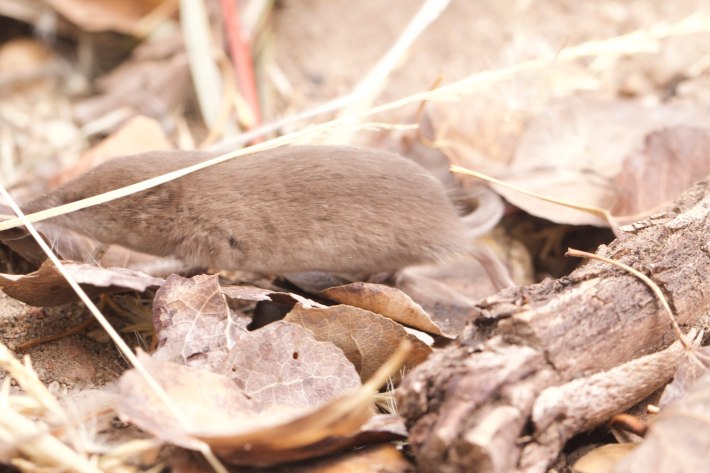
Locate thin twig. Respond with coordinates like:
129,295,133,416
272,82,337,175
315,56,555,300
16,317,95,351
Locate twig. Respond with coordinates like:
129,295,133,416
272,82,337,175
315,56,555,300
16,317,95,351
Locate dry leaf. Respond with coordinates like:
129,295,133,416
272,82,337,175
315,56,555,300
121,331,361,440
321,282,451,337
73,33,190,127
659,346,710,408
613,371,710,472
284,271,354,293
118,352,255,451
224,321,361,408
496,97,710,226
0,38,60,90
44,0,164,34
0,260,163,306
152,274,248,370
51,115,173,187
220,284,277,302
270,442,413,473
119,325,411,465
221,284,323,308
395,253,514,337
167,420,409,471
574,443,637,473
118,339,381,466
612,126,710,217
285,303,432,381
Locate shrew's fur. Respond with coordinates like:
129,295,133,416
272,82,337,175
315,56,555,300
23,145,470,274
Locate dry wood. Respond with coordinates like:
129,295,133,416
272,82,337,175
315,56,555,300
397,177,710,473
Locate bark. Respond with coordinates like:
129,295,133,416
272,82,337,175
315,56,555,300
397,177,710,473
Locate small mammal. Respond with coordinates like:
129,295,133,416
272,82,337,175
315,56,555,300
17,145,471,274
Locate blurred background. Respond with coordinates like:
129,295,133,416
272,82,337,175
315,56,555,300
1,0,709,286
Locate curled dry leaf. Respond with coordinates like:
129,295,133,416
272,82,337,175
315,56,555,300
0,260,164,306
285,303,432,382
166,419,408,470
255,442,414,473
321,282,452,338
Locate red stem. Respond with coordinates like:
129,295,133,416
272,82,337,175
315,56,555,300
220,0,262,131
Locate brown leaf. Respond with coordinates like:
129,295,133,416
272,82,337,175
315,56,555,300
212,415,408,466
73,33,189,127
224,321,361,408
118,352,256,451
221,284,322,307
276,441,414,473
495,97,710,226
284,272,355,293
574,443,637,473
612,126,710,217
118,340,378,466
396,256,507,337
167,422,409,471
220,284,275,302
152,274,248,370
321,282,452,337
612,370,710,473
44,0,165,34
51,115,173,187
658,346,710,408
0,260,164,306
303,443,413,473
285,303,432,381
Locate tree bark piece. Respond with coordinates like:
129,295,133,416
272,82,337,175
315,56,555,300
397,178,710,473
